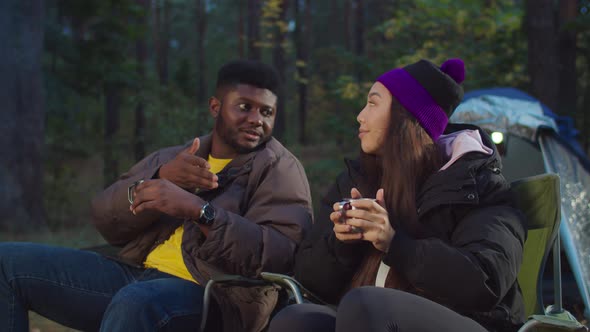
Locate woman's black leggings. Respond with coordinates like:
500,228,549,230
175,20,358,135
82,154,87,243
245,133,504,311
269,287,489,332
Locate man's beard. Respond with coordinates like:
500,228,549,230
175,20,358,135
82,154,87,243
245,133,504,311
216,107,271,154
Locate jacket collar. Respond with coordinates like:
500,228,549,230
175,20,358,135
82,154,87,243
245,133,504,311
192,133,268,194
437,129,493,171
416,124,502,217
195,133,262,170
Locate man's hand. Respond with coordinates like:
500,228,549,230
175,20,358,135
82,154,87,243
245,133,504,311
158,138,219,191
130,179,205,220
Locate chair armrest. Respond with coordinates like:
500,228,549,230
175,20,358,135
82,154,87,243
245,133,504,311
260,272,332,307
199,272,336,331
260,272,304,304
518,311,588,332
200,274,268,332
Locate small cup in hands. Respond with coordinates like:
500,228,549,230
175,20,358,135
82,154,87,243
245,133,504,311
337,198,377,233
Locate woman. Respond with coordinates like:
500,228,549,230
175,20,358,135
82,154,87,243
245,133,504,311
269,59,526,332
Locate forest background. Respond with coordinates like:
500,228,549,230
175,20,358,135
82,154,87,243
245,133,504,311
2,0,590,330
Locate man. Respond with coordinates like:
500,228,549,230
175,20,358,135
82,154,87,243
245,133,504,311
0,60,313,331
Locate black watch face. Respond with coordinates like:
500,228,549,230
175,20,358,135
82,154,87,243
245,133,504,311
200,204,215,225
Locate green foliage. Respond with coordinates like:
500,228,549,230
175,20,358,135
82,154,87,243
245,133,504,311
374,0,527,90
54,0,145,93
259,0,290,51
304,73,356,145
174,57,195,97
41,0,200,229
5,3,586,326
145,87,212,150
290,143,357,213
29,0,589,240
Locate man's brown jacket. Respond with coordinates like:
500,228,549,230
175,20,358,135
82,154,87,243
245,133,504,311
91,134,313,331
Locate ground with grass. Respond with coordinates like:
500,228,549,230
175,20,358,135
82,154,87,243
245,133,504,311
29,312,80,332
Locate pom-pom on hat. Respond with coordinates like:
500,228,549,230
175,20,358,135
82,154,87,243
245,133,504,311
376,58,465,141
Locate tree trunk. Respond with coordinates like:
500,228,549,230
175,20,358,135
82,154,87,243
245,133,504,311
526,0,559,112
247,0,261,60
135,0,149,161
104,84,121,187
353,0,365,81
331,0,340,47
153,0,161,81
196,0,208,103
154,0,170,85
344,0,352,51
238,1,245,58
366,0,391,58
295,0,311,145
272,0,289,140
0,0,47,232
557,0,577,119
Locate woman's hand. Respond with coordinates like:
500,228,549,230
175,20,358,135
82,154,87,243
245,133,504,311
330,188,365,242
331,188,396,252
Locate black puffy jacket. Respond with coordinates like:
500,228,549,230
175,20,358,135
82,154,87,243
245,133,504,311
295,124,527,331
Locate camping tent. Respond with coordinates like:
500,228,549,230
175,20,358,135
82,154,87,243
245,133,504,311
451,87,590,320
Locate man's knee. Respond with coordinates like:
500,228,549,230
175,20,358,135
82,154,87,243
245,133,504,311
0,242,24,261
0,242,32,280
106,284,163,316
102,283,205,330
0,243,17,284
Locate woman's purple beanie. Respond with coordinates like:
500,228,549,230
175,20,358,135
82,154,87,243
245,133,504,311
376,58,465,141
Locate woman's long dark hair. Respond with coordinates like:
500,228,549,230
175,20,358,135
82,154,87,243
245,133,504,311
348,97,443,290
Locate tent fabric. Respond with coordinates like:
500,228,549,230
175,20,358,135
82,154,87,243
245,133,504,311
451,94,557,142
453,87,590,320
540,135,590,319
462,87,584,156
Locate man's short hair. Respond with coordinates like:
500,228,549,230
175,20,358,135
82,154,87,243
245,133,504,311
215,60,280,97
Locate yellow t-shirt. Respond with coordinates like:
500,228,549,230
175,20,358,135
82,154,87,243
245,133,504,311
143,155,232,283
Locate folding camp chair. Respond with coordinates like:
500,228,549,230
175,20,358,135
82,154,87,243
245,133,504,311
512,174,587,331
199,173,588,331
198,272,329,331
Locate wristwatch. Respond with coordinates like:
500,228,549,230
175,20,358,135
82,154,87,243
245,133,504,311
196,202,216,226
